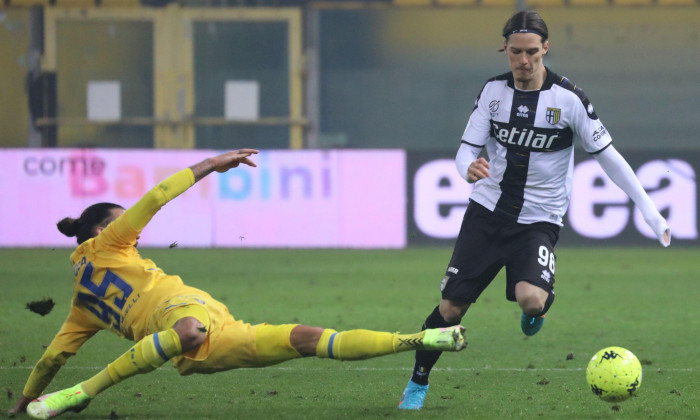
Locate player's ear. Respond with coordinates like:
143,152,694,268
542,40,549,55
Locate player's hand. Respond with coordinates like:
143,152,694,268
190,149,259,182
211,149,259,173
467,157,490,183
7,395,31,417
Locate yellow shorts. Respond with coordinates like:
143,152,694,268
148,292,300,375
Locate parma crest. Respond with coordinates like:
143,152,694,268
546,107,561,125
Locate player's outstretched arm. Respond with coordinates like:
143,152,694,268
593,145,671,246
190,149,259,183
115,149,259,237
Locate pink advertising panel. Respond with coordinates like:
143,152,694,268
0,149,406,248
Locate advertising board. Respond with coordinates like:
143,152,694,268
408,151,698,246
0,149,406,248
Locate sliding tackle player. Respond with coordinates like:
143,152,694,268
8,149,466,419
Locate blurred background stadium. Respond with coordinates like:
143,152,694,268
0,0,698,248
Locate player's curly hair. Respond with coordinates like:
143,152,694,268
57,202,124,244
502,10,549,42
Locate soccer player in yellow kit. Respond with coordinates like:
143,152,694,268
8,149,467,419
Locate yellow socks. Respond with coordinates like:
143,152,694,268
80,370,113,398
82,329,182,397
315,329,426,360
393,331,427,352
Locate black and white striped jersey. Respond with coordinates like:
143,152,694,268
461,68,612,226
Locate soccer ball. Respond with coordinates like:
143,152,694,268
586,346,642,402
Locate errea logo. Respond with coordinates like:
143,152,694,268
517,105,529,118
540,269,551,283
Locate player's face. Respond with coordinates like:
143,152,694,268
504,33,549,90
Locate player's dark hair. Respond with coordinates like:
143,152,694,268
502,10,549,43
57,202,124,245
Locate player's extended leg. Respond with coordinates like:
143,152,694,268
310,324,466,360
253,323,466,366
516,281,554,336
399,299,469,410
26,307,209,420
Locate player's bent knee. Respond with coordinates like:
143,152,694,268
173,317,207,352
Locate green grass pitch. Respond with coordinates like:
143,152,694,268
1,247,698,419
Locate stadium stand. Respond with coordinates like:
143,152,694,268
99,0,141,6
3,0,142,6
393,0,432,5
52,0,95,6
437,0,476,4
614,0,654,5
3,0,50,6
527,0,573,6
564,0,609,5
478,0,524,5
655,0,697,5
2,0,699,6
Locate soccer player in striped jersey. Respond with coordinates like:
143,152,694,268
398,10,671,410
8,150,467,419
